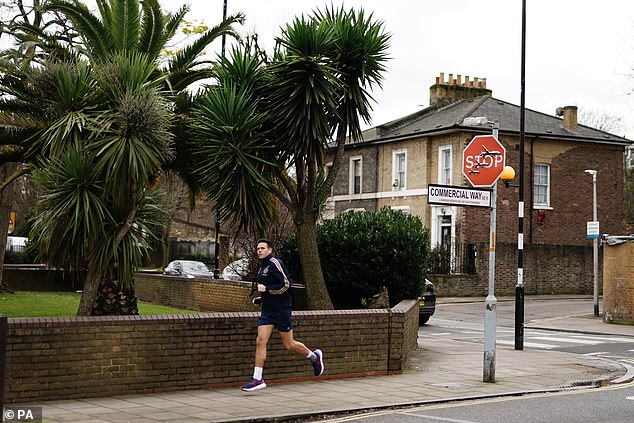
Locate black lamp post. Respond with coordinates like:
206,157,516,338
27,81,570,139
213,0,228,279
515,0,527,350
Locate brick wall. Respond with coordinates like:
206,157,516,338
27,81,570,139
429,243,598,297
134,273,308,311
2,265,77,291
465,141,627,246
134,273,257,312
603,242,634,324
2,300,418,403
427,274,482,297
489,243,599,296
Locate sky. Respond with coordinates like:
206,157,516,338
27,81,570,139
177,0,634,139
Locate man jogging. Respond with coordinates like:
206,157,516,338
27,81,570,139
241,239,324,392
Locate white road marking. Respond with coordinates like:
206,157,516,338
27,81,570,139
497,340,558,349
398,411,478,423
570,335,634,343
531,336,600,345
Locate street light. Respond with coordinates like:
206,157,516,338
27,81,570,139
213,0,229,279
584,169,599,317
516,0,528,352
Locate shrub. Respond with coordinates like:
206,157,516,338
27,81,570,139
277,207,430,308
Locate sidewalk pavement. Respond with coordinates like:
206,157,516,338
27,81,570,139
9,299,634,423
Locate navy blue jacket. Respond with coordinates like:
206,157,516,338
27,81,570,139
257,254,292,311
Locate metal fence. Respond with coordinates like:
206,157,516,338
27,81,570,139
428,243,477,275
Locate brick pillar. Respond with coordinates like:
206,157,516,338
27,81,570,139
602,241,634,323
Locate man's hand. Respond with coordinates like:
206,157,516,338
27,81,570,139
257,283,266,293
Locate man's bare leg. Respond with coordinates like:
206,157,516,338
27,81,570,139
279,330,311,356
255,324,274,367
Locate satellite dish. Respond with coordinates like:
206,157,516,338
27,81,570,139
555,107,564,117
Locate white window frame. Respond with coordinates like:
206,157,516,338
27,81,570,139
325,162,333,195
533,163,551,208
438,145,452,185
627,146,634,169
392,149,407,191
349,156,363,195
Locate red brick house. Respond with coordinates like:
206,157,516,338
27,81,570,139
326,73,633,295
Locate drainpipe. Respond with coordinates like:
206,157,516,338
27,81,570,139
1,314,7,410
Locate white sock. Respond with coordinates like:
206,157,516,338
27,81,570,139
306,351,317,361
253,366,263,380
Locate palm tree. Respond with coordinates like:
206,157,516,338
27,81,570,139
10,52,173,314
0,0,243,314
43,0,243,96
191,7,389,309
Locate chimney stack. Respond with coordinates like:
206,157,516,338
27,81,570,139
562,105,578,132
429,72,492,107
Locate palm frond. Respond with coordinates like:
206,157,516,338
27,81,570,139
192,85,277,231
138,0,164,60
110,0,141,52
268,17,340,163
161,4,189,46
29,148,113,270
45,0,112,59
313,6,390,141
167,12,244,74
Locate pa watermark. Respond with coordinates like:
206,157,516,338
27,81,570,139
3,407,42,422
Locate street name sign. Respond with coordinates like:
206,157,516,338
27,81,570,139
462,134,506,187
428,184,492,208
587,221,600,239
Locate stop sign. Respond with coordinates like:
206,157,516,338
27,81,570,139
462,135,506,187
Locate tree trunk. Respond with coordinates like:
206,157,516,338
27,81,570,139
295,211,333,310
77,186,140,315
91,278,138,315
76,256,101,315
0,163,18,294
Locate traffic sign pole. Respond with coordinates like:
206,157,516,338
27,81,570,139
483,183,497,383
584,169,599,317
461,122,506,382
482,123,500,383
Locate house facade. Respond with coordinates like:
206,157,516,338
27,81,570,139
326,73,632,295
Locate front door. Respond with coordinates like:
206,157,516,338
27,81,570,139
431,206,456,273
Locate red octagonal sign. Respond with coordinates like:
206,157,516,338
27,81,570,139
462,135,506,187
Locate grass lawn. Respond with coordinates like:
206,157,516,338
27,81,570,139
0,291,201,318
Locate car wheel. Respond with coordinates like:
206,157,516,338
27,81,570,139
419,315,430,325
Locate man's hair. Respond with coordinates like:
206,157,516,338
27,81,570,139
257,238,273,249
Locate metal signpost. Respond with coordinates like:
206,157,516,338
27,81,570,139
461,123,505,383
585,169,599,317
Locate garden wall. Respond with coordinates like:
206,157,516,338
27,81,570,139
1,300,418,403
2,264,77,291
430,243,598,298
133,272,308,311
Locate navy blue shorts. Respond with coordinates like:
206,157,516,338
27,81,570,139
258,308,292,332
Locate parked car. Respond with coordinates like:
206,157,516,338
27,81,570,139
222,258,250,281
418,278,436,325
163,260,214,279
